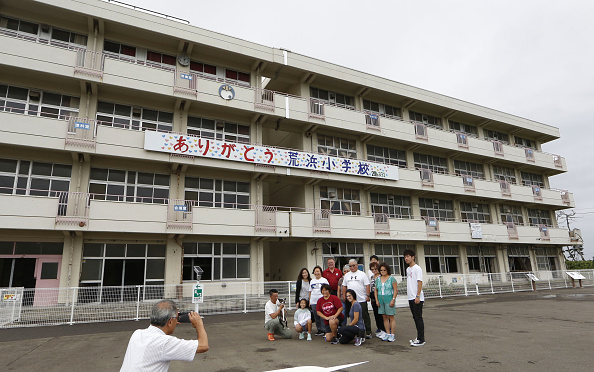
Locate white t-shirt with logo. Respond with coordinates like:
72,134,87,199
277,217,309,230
342,270,370,303
309,277,329,305
406,264,425,301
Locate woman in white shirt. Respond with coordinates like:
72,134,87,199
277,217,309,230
309,265,329,336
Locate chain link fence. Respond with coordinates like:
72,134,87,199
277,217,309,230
1,269,592,328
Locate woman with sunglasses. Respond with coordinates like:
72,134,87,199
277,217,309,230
374,262,398,342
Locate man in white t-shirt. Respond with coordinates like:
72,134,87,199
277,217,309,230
404,249,425,347
366,255,379,282
264,289,293,341
341,259,371,338
121,300,209,372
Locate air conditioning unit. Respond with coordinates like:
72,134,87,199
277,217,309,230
216,121,225,129
327,187,337,199
29,90,41,101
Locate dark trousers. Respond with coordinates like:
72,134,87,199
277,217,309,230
311,304,324,333
344,300,371,336
370,292,385,332
408,299,425,342
337,325,364,344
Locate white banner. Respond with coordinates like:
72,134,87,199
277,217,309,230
144,131,398,180
470,223,483,239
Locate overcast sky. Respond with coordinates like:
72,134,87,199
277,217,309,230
120,0,593,259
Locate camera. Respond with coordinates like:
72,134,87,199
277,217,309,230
178,311,191,323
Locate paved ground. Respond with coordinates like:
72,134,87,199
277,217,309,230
1,286,593,372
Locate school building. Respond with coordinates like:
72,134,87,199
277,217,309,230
0,0,577,304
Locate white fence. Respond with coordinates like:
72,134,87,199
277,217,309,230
1,269,592,328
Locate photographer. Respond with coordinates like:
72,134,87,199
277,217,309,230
120,300,208,371
264,289,292,341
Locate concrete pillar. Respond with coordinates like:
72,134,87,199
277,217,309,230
252,239,265,283
411,196,421,220
164,236,183,285
59,234,84,288
405,150,415,170
490,203,500,224
414,243,426,276
498,246,509,275
459,244,469,274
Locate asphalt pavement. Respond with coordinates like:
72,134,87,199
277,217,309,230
1,286,593,371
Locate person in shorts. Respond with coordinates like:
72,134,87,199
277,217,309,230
294,298,312,341
315,284,344,343
374,262,398,342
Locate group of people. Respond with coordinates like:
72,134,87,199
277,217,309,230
265,249,426,347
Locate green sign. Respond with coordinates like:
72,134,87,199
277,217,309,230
193,283,203,304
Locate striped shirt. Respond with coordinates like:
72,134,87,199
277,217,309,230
120,325,198,372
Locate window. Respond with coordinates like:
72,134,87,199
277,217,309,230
0,242,63,255
500,204,524,225
514,136,536,149
50,27,87,48
320,186,360,215
310,87,355,109
146,50,176,70
1,16,39,35
0,84,79,119
535,247,558,272
103,40,137,59
507,246,532,272
190,61,217,76
366,144,406,168
460,202,491,223
225,69,250,85
492,165,517,184
80,243,165,287
183,242,250,281
419,198,454,221
424,245,459,273
0,158,71,196
322,242,364,270
89,168,169,204
363,100,401,118
414,153,448,174
454,160,484,179
374,243,412,276
449,120,477,136
484,129,509,144
466,246,496,273
318,135,356,159
370,193,411,219
185,176,250,209
520,171,544,187
187,116,250,144
409,111,442,129
527,209,552,227
96,101,173,132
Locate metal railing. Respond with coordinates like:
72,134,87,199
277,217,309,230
365,112,380,129
66,116,98,147
308,99,325,120
74,49,105,78
255,88,275,112
414,122,428,140
55,192,90,226
166,199,193,229
173,70,198,97
2,270,591,328
313,209,331,233
373,213,390,234
255,205,277,232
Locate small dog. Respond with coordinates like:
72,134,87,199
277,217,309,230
278,298,288,329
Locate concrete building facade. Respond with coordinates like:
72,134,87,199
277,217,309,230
0,0,576,303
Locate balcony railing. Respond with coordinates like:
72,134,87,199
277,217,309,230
365,112,380,130
373,213,390,235
255,205,277,233
532,185,543,201
506,222,519,239
55,192,90,226
313,209,331,233
74,50,105,79
493,141,504,156
462,175,475,192
499,180,512,196
173,70,197,97
414,122,428,140
308,99,325,120
423,216,440,237
166,199,193,229
525,148,535,162
456,132,469,148
65,117,97,148
420,168,434,187
254,88,275,112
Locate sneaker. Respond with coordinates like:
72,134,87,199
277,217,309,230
354,337,363,346
299,332,305,340
267,333,275,341
387,334,395,342
365,334,372,339
307,333,312,341
379,332,390,341
376,330,387,339
410,340,425,347
315,331,325,336
409,338,418,344
330,337,340,345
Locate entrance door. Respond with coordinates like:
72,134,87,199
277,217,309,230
0,258,36,306
33,257,61,306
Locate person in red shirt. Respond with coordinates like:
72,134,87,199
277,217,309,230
316,284,344,343
322,257,343,296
